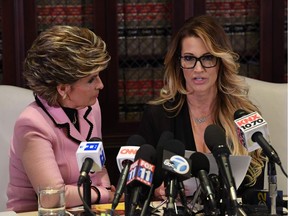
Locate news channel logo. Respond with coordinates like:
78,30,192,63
164,155,190,175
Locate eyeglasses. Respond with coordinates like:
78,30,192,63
179,54,218,69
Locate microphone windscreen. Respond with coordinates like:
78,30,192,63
158,131,174,146
134,144,156,164
234,109,249,120
163,139,185,156
189,152,210,176
126,134,146,146
204,124,230,155
153,131,174,188
156,131,174,155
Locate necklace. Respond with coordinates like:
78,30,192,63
194,114,211,124
186,99,212,124
72,112,77,124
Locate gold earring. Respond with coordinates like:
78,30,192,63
62,94,67,100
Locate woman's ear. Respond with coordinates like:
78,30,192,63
57,84,70,99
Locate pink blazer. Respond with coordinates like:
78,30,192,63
6,96,111,212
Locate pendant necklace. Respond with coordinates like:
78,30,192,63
194,114,211,124
187,99,212,124
72,112,77,124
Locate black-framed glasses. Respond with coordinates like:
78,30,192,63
179,54,218,69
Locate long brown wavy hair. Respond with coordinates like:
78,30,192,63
149,15,265,186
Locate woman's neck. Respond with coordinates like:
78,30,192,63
186,91,217,116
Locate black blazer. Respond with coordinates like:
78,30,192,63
138,101,265,196
138,101,197,151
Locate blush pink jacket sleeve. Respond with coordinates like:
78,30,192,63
7,96,111,212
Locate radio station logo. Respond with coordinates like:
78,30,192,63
235,112,265,131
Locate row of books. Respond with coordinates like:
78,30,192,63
36,2,94,30
206,0,260,54
118,66,164,121
206,0,261,79
117,1,171,120
117,1,172,57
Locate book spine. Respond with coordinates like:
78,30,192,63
36,1,94,30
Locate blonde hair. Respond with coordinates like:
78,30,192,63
150,15,265,186
24,25,111,106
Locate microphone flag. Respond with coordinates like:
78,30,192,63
234,111,270,152
116,146,140,171
126,159,155,187
162,149,191,180
76,140,105,173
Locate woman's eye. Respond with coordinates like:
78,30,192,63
184,56,194,61
202,55,214,61
88,77,96,83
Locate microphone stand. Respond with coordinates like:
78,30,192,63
82,176,94,216
217,173,240,216
268,160,278,216
140,184,154,216
164,178,178,216
124,187,131,216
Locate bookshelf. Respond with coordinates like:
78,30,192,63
204,0,287,82
0,0,286,184
206,0,261,79
117,1,172,121
0,0,287,143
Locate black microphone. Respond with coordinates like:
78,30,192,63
140,132,174,216
76,137,104,215
153,131,175,189
126,144,156,216
204,124,238,215
76,137,104,186
161,139,191,213
190,152,218,214
138,131,175,216
111,134,146,211
234,109,281,165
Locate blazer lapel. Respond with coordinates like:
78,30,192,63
36,96,92,143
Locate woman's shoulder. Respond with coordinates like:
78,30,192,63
143,103,168,118
15,102,53,128
144,103,164,111
18,101,42,119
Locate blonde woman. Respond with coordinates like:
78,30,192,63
138,15,265,196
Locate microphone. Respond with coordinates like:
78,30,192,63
76,137,105,186
162,146,191,181
116,135,143,171
111,135,145,211
153,131,175,189
190,152,218,214
204,124,238,215
161,139,191,212
234,109,281,165
140,131,173,216
126,144,156,216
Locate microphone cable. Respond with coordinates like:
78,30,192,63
77,185,95,216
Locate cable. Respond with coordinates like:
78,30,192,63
279,164,288,178
77,185,95,216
